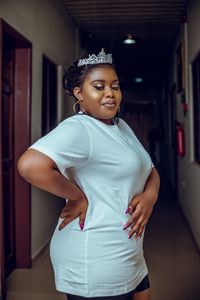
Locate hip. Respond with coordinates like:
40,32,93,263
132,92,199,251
50,217,145,275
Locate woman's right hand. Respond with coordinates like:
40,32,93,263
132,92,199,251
58,196,88,231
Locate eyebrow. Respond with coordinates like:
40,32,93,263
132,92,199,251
91,79,119,84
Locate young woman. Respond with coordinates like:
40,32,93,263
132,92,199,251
18,49,160,300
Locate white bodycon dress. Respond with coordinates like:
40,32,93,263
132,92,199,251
30,112,153,297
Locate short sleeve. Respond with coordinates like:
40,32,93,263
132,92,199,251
29,119,91,174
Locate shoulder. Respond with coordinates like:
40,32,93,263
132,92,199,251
35,114,90,145
59,114,82,127
118,118,140,141
118,118,133,132
56,114,87,134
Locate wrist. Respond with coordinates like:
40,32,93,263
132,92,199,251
143,189,158,205
70,190,86,202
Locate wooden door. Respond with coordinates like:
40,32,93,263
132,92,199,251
0,19,5,300
0,21,32,299
2,32,16,276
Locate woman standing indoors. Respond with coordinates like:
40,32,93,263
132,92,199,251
18,49,160,300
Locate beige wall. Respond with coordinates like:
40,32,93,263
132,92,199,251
180,0,200,250
0,0,78,258
168,0,200,250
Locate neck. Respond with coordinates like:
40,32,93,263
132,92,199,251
79,110,115,125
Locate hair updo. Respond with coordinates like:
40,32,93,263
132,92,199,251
63,56,115,99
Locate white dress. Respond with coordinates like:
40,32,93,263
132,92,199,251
30,112,153,297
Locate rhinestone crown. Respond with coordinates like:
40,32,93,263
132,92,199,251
78,48,112,67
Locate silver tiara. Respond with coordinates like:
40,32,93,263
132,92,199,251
78,48,112,67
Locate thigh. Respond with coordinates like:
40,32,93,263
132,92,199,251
133,288,151,300
134,275,151,300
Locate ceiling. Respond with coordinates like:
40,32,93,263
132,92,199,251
59,0,189,90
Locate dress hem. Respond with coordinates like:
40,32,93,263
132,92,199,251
55,271,148,297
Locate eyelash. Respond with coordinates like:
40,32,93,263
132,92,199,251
94,85,120,91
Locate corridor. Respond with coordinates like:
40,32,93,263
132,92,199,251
1,0,200,299
6,172,200,300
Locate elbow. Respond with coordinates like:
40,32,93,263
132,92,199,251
17,149,55,184
17,155,32,181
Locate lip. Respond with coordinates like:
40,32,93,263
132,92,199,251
102,102,117,109
102,100,117,106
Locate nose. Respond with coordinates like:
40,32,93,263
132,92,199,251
105,86,114,98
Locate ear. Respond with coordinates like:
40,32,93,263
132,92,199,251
73,87,83,101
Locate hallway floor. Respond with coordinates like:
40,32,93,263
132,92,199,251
6,175,200,300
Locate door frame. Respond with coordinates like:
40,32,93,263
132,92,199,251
0,20,5,299
0,19,32,298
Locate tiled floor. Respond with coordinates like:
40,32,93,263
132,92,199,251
6,174,200,300
144,176,200,300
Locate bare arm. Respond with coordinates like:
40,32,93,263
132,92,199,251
18,149,85,201
143,167,160,204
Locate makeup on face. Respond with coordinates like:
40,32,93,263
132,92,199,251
79,66,122,124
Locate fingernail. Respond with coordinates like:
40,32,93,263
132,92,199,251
125,207,130,214
128,233,132,239
80,223,84,230
123,225,128,230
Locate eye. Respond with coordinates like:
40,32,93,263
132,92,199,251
112,84,120,90
94,85,104,91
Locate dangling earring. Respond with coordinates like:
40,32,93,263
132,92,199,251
73,100,81,113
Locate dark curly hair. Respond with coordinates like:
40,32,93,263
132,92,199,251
63,56,116,98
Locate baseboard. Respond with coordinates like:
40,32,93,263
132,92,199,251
31,238,50,265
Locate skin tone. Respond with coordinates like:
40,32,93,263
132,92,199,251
134,288,151,300
18,65,159,300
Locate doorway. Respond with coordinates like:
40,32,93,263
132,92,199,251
42,55,57,135
2,31,16,278
0,19,32,299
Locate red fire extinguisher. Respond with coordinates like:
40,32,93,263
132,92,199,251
176,122,185,156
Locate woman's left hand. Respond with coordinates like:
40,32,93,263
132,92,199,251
123,192,156,239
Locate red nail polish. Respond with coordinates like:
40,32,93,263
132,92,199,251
80,223,84,230
125,207,130,214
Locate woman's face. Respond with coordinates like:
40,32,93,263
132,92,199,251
74,66,122,125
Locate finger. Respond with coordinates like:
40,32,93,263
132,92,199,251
131,208,142,222
123,206,142,229
125,207,132,214
79,211,87,230
128,223,140,239
136,223,146,238
129,197,140,210
60,210,70,218
58,216,72,230
123,216,135,230
128,217,144,239
60,205,70,217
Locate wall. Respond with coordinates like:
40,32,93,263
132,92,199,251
0,0,77,258
167,0,200,250
179,0,200,250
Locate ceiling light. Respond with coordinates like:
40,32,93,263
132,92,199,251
123,34,136,45
134,77,143,83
